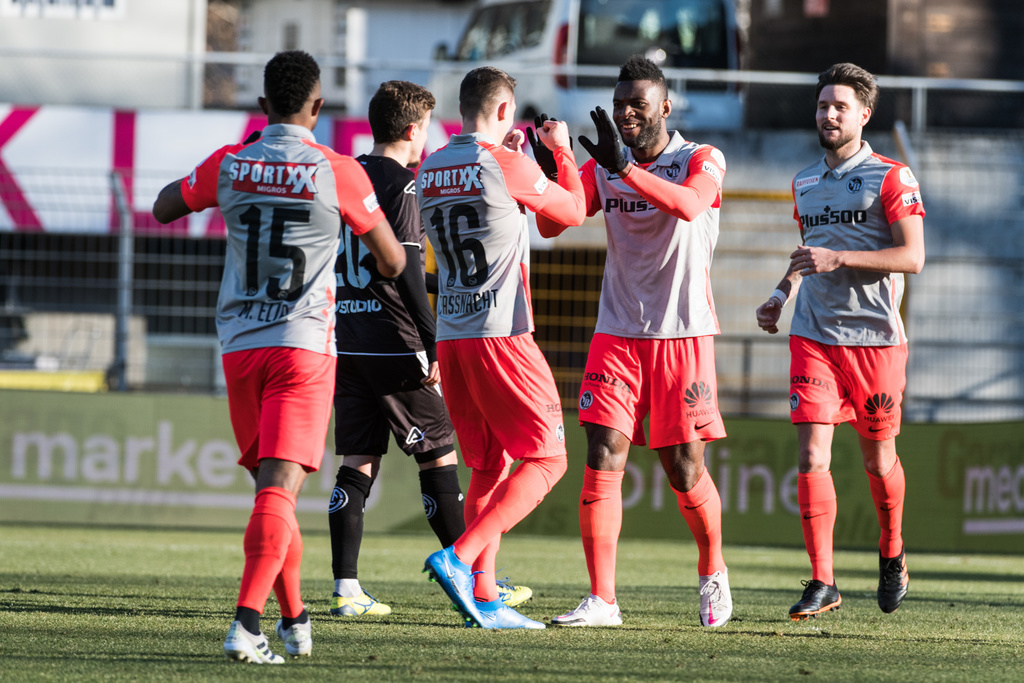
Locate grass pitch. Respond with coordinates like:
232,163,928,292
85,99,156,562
2,524,1023,682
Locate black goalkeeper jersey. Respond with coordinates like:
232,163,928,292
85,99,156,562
335,154,435,356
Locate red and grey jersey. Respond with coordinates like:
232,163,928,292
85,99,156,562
417,132,584,341
790,141,925,346
180,123,384,356
335,154,431,356
586,131,724,338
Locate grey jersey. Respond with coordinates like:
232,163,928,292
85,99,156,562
416,133,549,341
790,141,925,346
181,123,384,355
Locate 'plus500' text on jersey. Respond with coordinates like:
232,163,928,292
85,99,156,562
790,141,925,346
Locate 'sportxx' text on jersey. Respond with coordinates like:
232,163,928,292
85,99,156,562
180,123,384,355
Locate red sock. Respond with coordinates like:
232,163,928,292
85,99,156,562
673,468,725,576
453,456,567,584
463,466,510,602
238,487,296,613
580,466,623,604
868,457,906,558
272,519,304,619
798,472,837,585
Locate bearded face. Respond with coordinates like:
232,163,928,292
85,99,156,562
612,80,670,154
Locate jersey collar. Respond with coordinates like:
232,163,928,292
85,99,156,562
624,130,686,169
263,123,316,141
451,131,497,146
823,140,874,180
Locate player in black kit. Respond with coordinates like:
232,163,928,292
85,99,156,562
328,81,531,616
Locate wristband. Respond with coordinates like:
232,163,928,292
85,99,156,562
770,288,788,306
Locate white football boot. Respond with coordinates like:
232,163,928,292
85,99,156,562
274,618,312,657
698,568,733,627
223,621,284,664
551,594,622,627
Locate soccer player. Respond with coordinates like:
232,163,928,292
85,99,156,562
328,80,529,616
417,66,586,629
755,63,925,620
152,51,405,663
537,55,733,628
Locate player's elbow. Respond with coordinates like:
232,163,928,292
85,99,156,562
905,249,925,274
151,200,177,225
377,248,407,279
537,220,568,239
152,181,191,224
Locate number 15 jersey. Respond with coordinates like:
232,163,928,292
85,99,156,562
417,132,584,341
180,123,384,356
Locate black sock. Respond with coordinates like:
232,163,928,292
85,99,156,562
329,466,373,581
234,606,261,635
419,465,466,547
281,608,309,630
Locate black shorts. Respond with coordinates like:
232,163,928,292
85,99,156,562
334,352,456,459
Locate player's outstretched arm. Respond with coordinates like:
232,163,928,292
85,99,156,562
152,179,193,224
621,153,723,222
358,219,406,279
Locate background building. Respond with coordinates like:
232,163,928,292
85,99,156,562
231,0,472,114
0,0,209,109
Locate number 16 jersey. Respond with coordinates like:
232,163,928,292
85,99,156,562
417,132,581,341
180,123,384,356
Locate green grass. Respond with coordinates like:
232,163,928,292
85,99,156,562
2,524,1023,681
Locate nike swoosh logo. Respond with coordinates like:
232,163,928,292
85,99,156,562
706,607,717,625
442,556,456,579
802,513,826,520
800,188,812,196
582,498,607,506
684,504,703,510
696,421,714,430
868,426,886,432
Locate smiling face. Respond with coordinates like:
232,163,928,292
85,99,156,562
612,79,670,154
816,84,871,153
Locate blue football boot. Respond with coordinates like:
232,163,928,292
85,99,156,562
424,546,482,626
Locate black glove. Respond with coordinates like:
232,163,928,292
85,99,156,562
242,129,262,144
526,114,560,180
577,107,628,174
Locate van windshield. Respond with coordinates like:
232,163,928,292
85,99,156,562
456,1,552,61
578,0,730,69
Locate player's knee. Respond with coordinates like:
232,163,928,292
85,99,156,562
534,454,568,491
414,446,456,466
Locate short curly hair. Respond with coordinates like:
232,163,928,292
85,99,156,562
263,50,321,117
368,81,436,144
618,55,668,100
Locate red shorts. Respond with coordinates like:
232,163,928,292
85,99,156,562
438,335,566,470
222,346,336,472
578,333,725,448
789,336,908,440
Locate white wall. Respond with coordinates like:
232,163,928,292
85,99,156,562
0,0,208,108
236,0,472,114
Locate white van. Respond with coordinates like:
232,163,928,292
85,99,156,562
429,0,743,131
